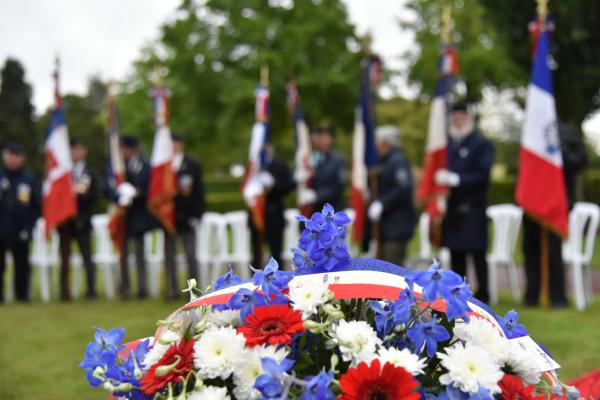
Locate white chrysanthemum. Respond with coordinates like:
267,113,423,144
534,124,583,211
233,344,289,400
377,347,427,375
454,318,511,362
331,320,381,365
502,343,541,385
438,342,503,394
207,309,242,328
143,329,181,370
187,386,231,400
288,280,331,319
194,326,246,379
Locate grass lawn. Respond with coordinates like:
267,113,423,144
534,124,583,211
0,295,599,400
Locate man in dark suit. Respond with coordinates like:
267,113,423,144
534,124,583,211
57,139,98,300
367,126,416,265
0,143,40,302
298,126,347,213
164,134,205,299
438,103,495,303
249,145,294,267
116,135,157,299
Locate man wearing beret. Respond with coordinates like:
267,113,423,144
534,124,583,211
0,143,40,302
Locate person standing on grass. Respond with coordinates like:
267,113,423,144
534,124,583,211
164,133,205,299
0,143,40,303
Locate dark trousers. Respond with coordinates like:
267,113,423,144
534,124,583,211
58,224,96,300
119,235,147,299
450,249,489,303
0,240,31,302
380,241,408,266
250,213,285,268
522,216,566,305
164,229,198,298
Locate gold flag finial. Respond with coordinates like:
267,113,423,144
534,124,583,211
363,31,373,55
536,0,548,21
153,65,163,87
441,3,452,43
260,65,269,87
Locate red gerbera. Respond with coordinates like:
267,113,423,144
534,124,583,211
338,358,420,400
140,338,195,396
499,374,543,400
237,304,305,347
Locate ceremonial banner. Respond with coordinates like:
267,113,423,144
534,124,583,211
42,60,77,237
417,43,458,219
106,93,126,251
350,55,380,244
147,85,176,233
242,82,269,232
516,30,568,237
287,81,313,217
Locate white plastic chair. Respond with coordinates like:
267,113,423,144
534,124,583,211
282,208,300,263
486,204,523,305
344,208,356,244
144,229,165,298
220,211,251,280
196,212,226,288
417,212,451,268
563,202,599,310
30,218,60,303
91,214,118,299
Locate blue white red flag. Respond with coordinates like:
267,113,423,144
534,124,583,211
148,84,176,233
42,60,77,237
516,31,568,237
242,84,270,232
417,43,458,219
287,81,313,217
351,55,380,244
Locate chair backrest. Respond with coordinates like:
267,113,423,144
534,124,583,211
283,208,300,260
197,212,226,263
418,212,432,260
30,218,60,267
486,204,523,263
344,208,356,243
222,211,250,258
144,229,165,263
91,214,118,263
565,202,600,264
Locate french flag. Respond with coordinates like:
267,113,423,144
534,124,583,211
242,83,270,232
417,44,458,218
351,55,380,244
516,31,568,237
287,81,313,217
147,85,176,234
42,60,77,237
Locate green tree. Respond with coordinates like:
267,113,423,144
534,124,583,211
0,58,39,172
118,0,364,173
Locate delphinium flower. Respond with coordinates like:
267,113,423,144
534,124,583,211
338,358,421,400
254,357,295,399
406,319,450,357
104,339,151,399
413,262,463,302
392,288,415,325
233,345,289,400
193,325,246,379
330,319,382,365
369,301,394,338
213,268,243,291
253,258,294,297
80,328,127,387
311,236,351,271
237,304,305,347
497,310,527,339
440,384,495,400
444,280,473,321
300,370,336,400
224,287,268,319
297,213,336,252
292,247,314,269
288,279,332,319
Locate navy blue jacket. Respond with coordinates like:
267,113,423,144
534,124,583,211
376,148,416,241
70,162,98,233
174,155,205,232
312,151,348,212
0,167,41,244
123,155,158,237
442,131,495,251
265,158,294,240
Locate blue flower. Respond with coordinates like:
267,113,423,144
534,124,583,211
444,280,472,321
213,268,243,291
254,357,294,399
292,247,314,269
497,309,527,339
320,203,351,227
440,385,493,400
369,301,394,337
301,370,335,400
311,239,350,271
298,215,336,253
413,262,462,302
253,258,294,297
565,386,580,400
95,327,126,351
407,319,450,357
392,288,415,325
226,288,268,319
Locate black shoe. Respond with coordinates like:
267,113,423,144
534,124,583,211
138,291,148,300
551,299,568,309
120,288,131,300
86,292,97,300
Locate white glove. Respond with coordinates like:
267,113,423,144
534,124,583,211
294,168,310,184
434,169,460,187
258,171,275,189
368,200,383,222
298,188,317,206
117,182,137,207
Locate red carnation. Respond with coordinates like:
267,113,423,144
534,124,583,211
140,338,195,396
237,304,305,347
499,374,543,400
338,358,420,400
